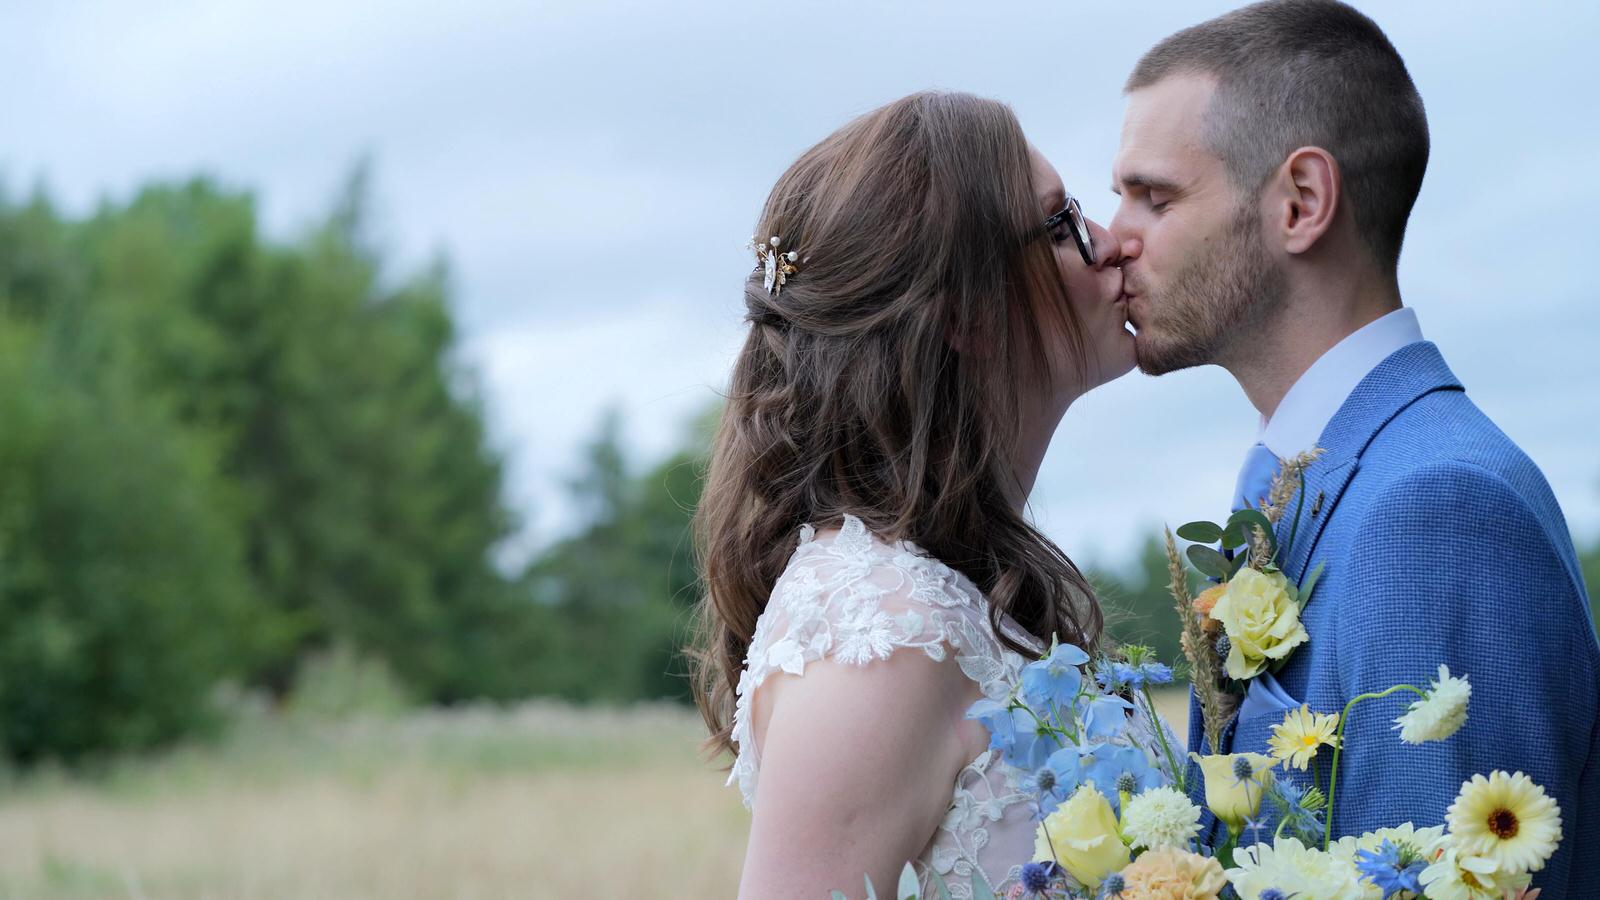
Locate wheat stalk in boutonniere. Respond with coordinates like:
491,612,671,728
1257,448,1324,568
1164,528,1235,752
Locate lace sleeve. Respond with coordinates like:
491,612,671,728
726,515,1016,809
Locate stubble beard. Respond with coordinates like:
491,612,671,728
1132,202,1288,377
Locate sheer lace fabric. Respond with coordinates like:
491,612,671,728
727,515,1045,897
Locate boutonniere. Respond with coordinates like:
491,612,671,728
1164,450,1328,751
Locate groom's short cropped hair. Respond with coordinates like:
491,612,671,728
1126,0,1428,271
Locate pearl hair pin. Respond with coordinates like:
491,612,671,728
747,234,800,296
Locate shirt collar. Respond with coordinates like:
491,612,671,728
1257,307,1424,459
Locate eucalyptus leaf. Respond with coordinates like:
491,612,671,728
969,868,997,900
898,862,921,900
1298,560,1326,609
1227,508,1278,554
1176,521,1224,544
832,892,849,900
1187,543,1231,580
1229,550,1250,577
865,875,879,900
928,869,953,900
1221,521,1249,550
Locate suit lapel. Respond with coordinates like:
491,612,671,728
1273,341,1465,585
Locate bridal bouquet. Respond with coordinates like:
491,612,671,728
868,644,1564,900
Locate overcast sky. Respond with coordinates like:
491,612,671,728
4,1,1597,571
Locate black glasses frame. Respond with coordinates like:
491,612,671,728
1044,193,1095,266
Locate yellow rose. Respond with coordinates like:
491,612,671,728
1190,752,1276,829
1034,784,1130,889
1119,847,1228,900
1210,567,1308,680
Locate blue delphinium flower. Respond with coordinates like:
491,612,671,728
1259,890,1286,900
1080,744,1163,810
1031,744,1088,816
1355,839,1427,899
1079,692,1135,740
1002,706,1056,772
965,699,1015,753
1020,642,1090,710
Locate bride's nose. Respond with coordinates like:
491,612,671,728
1086,219,1122,270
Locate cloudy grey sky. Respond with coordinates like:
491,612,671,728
5,1,1596,570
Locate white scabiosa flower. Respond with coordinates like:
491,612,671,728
1224,836,1365,900
1120,786,1202,851
1446,771,1563,876
1393,664,1471,744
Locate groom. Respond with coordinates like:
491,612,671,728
1108,0,1598,890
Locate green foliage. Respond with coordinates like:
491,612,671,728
284,643,413,721
0,321,264,764
0,172,526,761
527,406,712,703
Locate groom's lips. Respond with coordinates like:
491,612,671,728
1121,292,1141,332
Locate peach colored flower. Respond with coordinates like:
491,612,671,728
1193,584,1226,634
1119,847,1227,899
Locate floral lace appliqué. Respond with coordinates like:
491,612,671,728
726,515,1043,897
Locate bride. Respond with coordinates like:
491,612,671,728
690,90,1133,897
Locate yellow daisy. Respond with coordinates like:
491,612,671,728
1446,771,1563,876
1267,704,1340,770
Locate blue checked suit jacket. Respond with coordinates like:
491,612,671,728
1184,341,1599,892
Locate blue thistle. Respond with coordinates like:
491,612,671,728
1099,872,1126,898
1232,755,1256,783
1020,861,1056,893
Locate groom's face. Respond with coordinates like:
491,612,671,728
1110,75,1286,375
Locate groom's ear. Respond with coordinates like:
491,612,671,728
1270,146,1341,257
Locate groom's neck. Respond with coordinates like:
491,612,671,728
1222,268,1403,421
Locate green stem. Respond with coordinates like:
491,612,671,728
1216,826,1238,869
1323,683,1427,850
1141,685,1185,794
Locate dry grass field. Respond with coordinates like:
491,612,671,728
0,694,1188,899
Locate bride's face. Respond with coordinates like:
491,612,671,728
1028,147,1136,397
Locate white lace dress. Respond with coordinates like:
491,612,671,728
727,514,1046,897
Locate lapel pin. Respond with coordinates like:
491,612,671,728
1310,491,1325,518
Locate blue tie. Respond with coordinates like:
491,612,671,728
1233,442,1281,512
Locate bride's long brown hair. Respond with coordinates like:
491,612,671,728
689,91,1104,759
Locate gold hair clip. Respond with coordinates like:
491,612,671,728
748,235,799,296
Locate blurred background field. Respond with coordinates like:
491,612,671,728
0,698,749,898
0,690,1191,899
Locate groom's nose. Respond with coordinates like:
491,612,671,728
1087,220,1122,269
1108,205,1143,263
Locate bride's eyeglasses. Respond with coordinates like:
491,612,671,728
1044,192,1095,267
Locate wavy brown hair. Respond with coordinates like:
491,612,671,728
689,91,1104,759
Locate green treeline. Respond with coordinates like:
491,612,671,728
0,173,541,765
4,174,1597,766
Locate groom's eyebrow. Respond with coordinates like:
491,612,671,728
1111,173,1182,196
